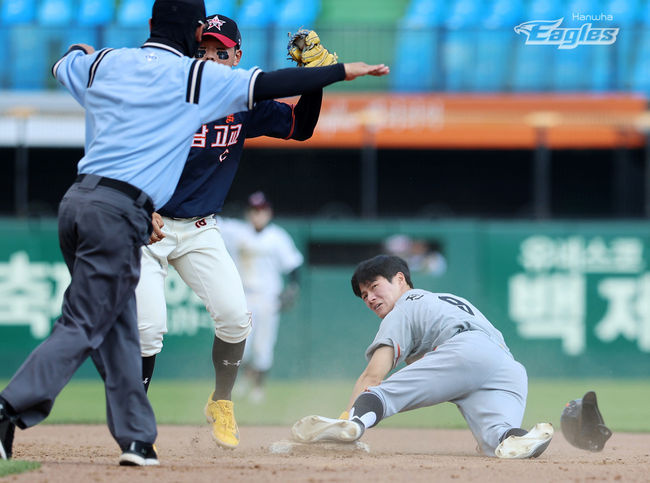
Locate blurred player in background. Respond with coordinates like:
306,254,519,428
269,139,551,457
136,14,334,449
292,255,554,459
220,192,304,403
384,234,447,276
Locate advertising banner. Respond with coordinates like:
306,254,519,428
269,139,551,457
1,219,649,379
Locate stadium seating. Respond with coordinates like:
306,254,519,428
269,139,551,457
315,0,409,92
0,0,35,85
77,0,114,26
103,0,153,48
33,0,77,89
589,0,621,90
238,0,278,27
402,0,449,26
204,0,236,19
549,0,596,91
37,0,102,50
0,0,649,94
234,0,275,70
391,0,448,92
236,0,321,71
276,0,318,27
594,0,644,92
0,28,5,88
72,0,114,49
4,0,54,89
116,0,153,27
7,28,46,89
0,0,36,24
631,1,650,94
0,0,35,88
37,0,73,26
475,0,525,91
511,0,563,91
441,0,484,91
270,0,321,70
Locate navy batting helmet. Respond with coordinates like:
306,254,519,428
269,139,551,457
560,391,612,452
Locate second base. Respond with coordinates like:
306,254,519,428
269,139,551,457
269,439,370,455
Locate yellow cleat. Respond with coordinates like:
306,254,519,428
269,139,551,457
204,395,240,449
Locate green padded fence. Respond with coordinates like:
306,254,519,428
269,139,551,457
0,217,649,380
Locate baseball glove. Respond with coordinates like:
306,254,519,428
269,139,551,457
279,282,300,312
287,29,338,67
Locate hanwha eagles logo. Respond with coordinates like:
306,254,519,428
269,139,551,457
208,15,226,30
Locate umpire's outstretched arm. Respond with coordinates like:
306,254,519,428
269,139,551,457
253,63,389,103
269,62,389,140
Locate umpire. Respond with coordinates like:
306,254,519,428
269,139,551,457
0,0,388,467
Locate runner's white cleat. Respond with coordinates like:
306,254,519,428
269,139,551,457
495,423,554,459
292,415,364,443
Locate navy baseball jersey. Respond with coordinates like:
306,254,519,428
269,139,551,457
158,100,295,218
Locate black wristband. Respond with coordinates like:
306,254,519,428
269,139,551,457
253,64,345,102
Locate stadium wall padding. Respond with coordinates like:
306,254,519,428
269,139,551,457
0,217,649,379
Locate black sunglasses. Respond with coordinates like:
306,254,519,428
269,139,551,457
195,48,230,60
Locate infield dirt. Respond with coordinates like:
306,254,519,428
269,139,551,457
5,424,649,482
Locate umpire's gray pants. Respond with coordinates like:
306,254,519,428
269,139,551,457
0,175,157,449
368,330,527,456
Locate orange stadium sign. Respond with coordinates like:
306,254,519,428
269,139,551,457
245,93,648,149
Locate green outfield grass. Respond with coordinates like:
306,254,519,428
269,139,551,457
0,460,40,477
0,378,646,432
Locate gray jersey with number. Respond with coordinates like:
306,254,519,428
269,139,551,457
363,289,528,456
365,289,510,366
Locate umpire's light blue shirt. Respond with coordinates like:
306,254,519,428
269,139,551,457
53,43,261,208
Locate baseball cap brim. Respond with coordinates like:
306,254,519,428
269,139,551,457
202,32,237,48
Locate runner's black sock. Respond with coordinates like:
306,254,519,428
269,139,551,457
212,336,246,401
350,392,384,429
141,355,156,393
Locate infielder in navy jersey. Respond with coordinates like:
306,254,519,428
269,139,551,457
292,255,554,459
136,14,324,449
157,16,321,219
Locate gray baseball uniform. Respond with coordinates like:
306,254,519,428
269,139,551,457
364,289,527,456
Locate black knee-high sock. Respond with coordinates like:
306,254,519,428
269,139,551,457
350,392,384,429
212,336,246,401
141,355,156,393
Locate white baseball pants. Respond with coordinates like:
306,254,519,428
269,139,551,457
136,215,251,357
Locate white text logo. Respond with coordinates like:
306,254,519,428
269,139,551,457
514,18,619,49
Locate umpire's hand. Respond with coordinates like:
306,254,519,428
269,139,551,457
343,62,390,80
70,43,95,55
149,212,165,245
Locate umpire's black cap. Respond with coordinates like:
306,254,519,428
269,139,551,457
152,0,207,27
203,14,241,48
